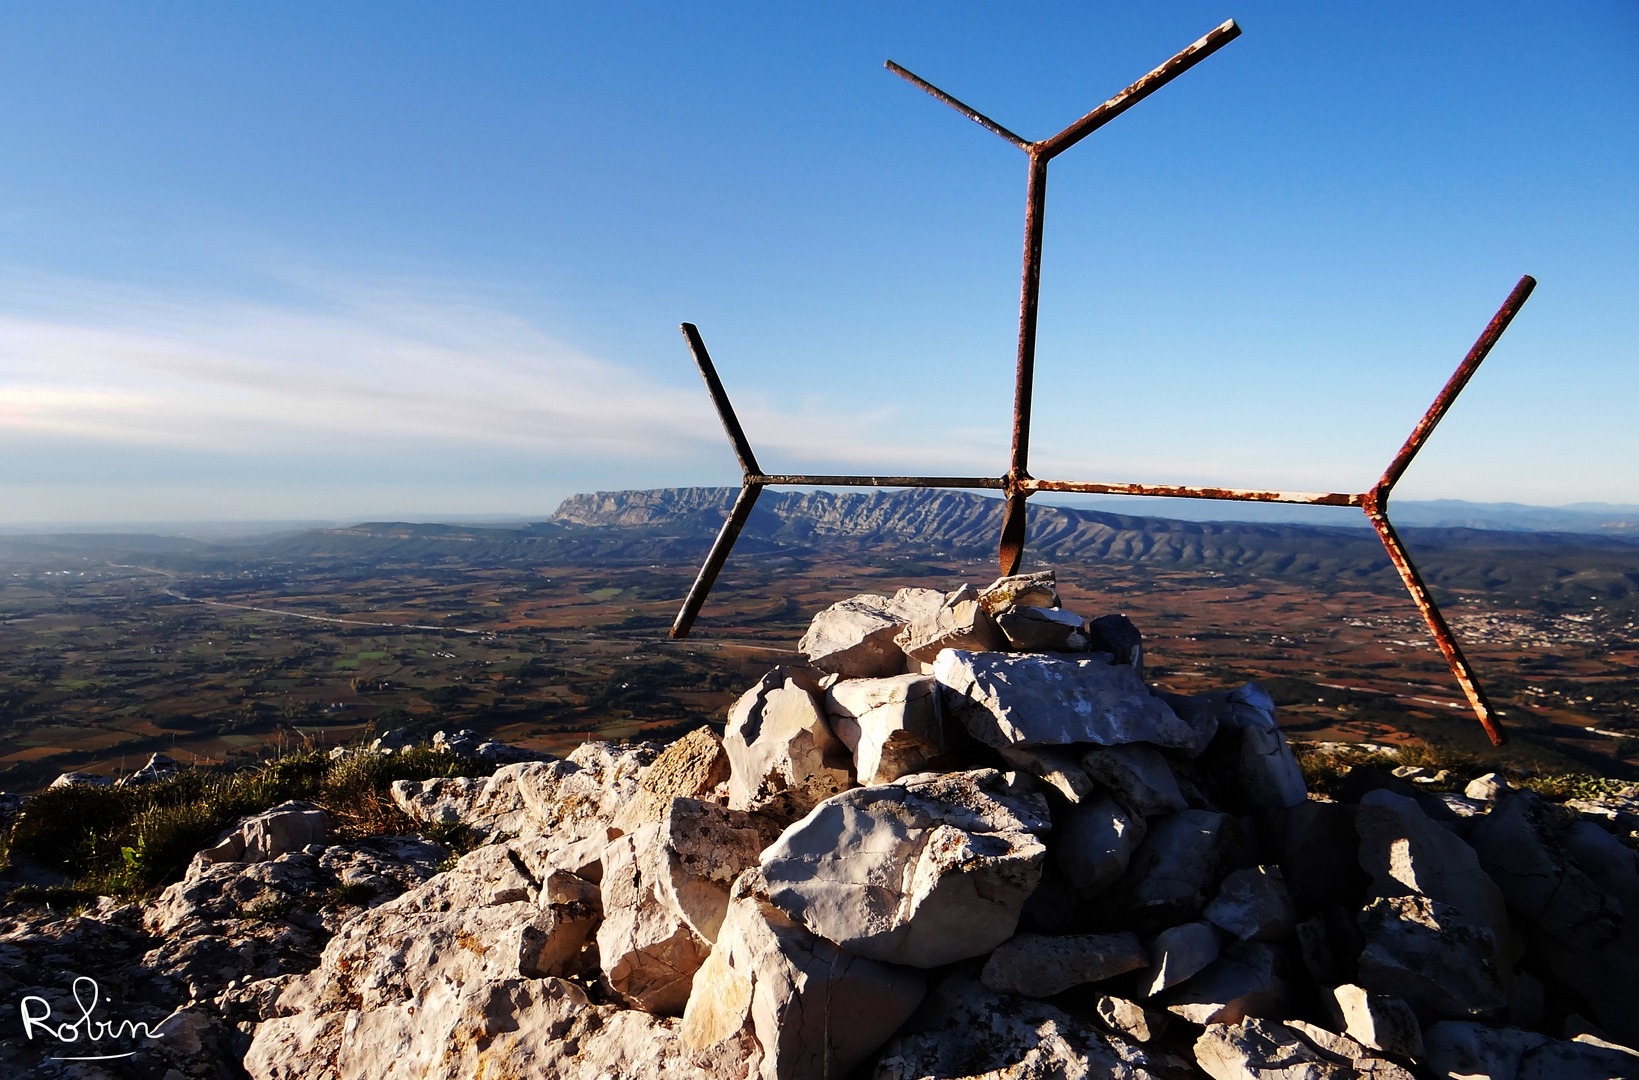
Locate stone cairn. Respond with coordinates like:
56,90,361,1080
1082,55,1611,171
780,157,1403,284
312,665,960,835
202,571,1638,1078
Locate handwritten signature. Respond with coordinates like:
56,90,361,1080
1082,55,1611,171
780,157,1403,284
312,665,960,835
19,976,182,1062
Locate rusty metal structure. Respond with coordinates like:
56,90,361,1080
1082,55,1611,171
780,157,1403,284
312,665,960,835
667,19,1534,748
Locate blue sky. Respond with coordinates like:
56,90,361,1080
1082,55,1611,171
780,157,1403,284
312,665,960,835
0,1,1634,524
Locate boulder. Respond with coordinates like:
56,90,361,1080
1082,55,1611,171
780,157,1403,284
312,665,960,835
1142,921,1221,997
979,930,1149,997
391,767,531,838
1519,1038,1639,1080
515,870,601,979
1087,613,1144,674
873,970,1160,1080
682,882,925,1080
1470,790,1622,952
934,650,1210,751
1056,792,1146,898
1097,995,1166,1043
799,589,943,678
599,798,768,1013
1166,940,1292,1026
1329,983,1424,1059
977,570,1060,614
725,669,854,821
1423,1022,1550,1080
120,752,182,786
995,604,1090,652
1283,1022,1418,1079
893,596,1005,664
196,800,327,867
1356,789,1519,970
1108,809,1242,928
612,726,733,835
825,674,945,785
999,744,1097,803
513,740,659,842
1199,684,1307,811
1355,895,1506,1020
1205,866,1296,942
1081,742,1188,817
47,771,112,788
759,768,1049,968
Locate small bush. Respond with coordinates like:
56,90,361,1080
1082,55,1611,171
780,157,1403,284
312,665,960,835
243,897,293,922
327,881,376,908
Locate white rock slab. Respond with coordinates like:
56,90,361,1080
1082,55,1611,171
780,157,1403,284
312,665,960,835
725,668,854,821
759,768,1049,968
934,650,1209,751
825,674,945,785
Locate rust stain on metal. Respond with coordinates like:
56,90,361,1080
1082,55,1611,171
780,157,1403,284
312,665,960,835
666,20,1535,748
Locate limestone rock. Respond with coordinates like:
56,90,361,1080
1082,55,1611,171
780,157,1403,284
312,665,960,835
1081,742,1188,817
1465,772,1513,801
1098,994,1166,1043
874,970,1160,1080
599,798,767,1013
48,770,112,788
512,740,659,842
995,604,1090,652
934,650,1210,751
1356,895,1506,1020
1143,920,1221,997
682,885,925,1080
1470,790,1622,952
1205,866,1296,942
800,589,942,678
759,768,1049,968
979,930,1148,997
390,765,532,838
977,570,1060,614
612,726,733,835
1200,684,1307,811
1088,613,1144,674
1356,789,1519,970
120,751,182,786
516,870,601,979
725,669,854,821
1423,1022,1550,1080
1057,792,1146,898
196,800,327,867
1110,809,1242,928
825,674,945,785
1166,940,1292,1026
1000,743,1097,803
894,596,1005,663
1520,1037,1639,1079
1330,983,1424,1059
1194,1018,1356,1080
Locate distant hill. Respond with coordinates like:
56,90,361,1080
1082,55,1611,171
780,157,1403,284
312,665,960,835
4,488,1636,610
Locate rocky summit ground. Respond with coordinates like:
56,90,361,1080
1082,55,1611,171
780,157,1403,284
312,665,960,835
4,569,1639,1079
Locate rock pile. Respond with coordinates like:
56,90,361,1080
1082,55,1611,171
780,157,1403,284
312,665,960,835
9,568,1639,1079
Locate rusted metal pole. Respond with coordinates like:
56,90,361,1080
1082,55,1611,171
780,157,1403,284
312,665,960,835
1023,479,1362,505
1364,494,1506,746
670,482,765,639
884,62,1028,148
1374,275,1537,500
682,323,762,478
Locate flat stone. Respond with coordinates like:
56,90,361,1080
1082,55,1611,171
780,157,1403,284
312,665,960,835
725,668,854,822
873,970,1160,1080
1110,809,1242,928
1081,742,1187,817
995,604,1089,652
1142,921,1220,997
1205,866,1296,942
825,674,945,785
759,768,1049,968
612,726,732,835
682,883,925,1080
1097,995,1165,1043
1199,684,1307,811
1283,1022,1417,1080
977,570,1059,614
800,589,943,678
934,650,1209,751
1056,792,1145,898
1465,772,1513,801
894,596,1005,663
1166,940,1292,1026
1330,983,1424,1059
1423,1022,1549,1080
197,801,327,867
1356,895,1506,1020
1194,1018,1356,1080
979,931,1148,997
998,744,1097,803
